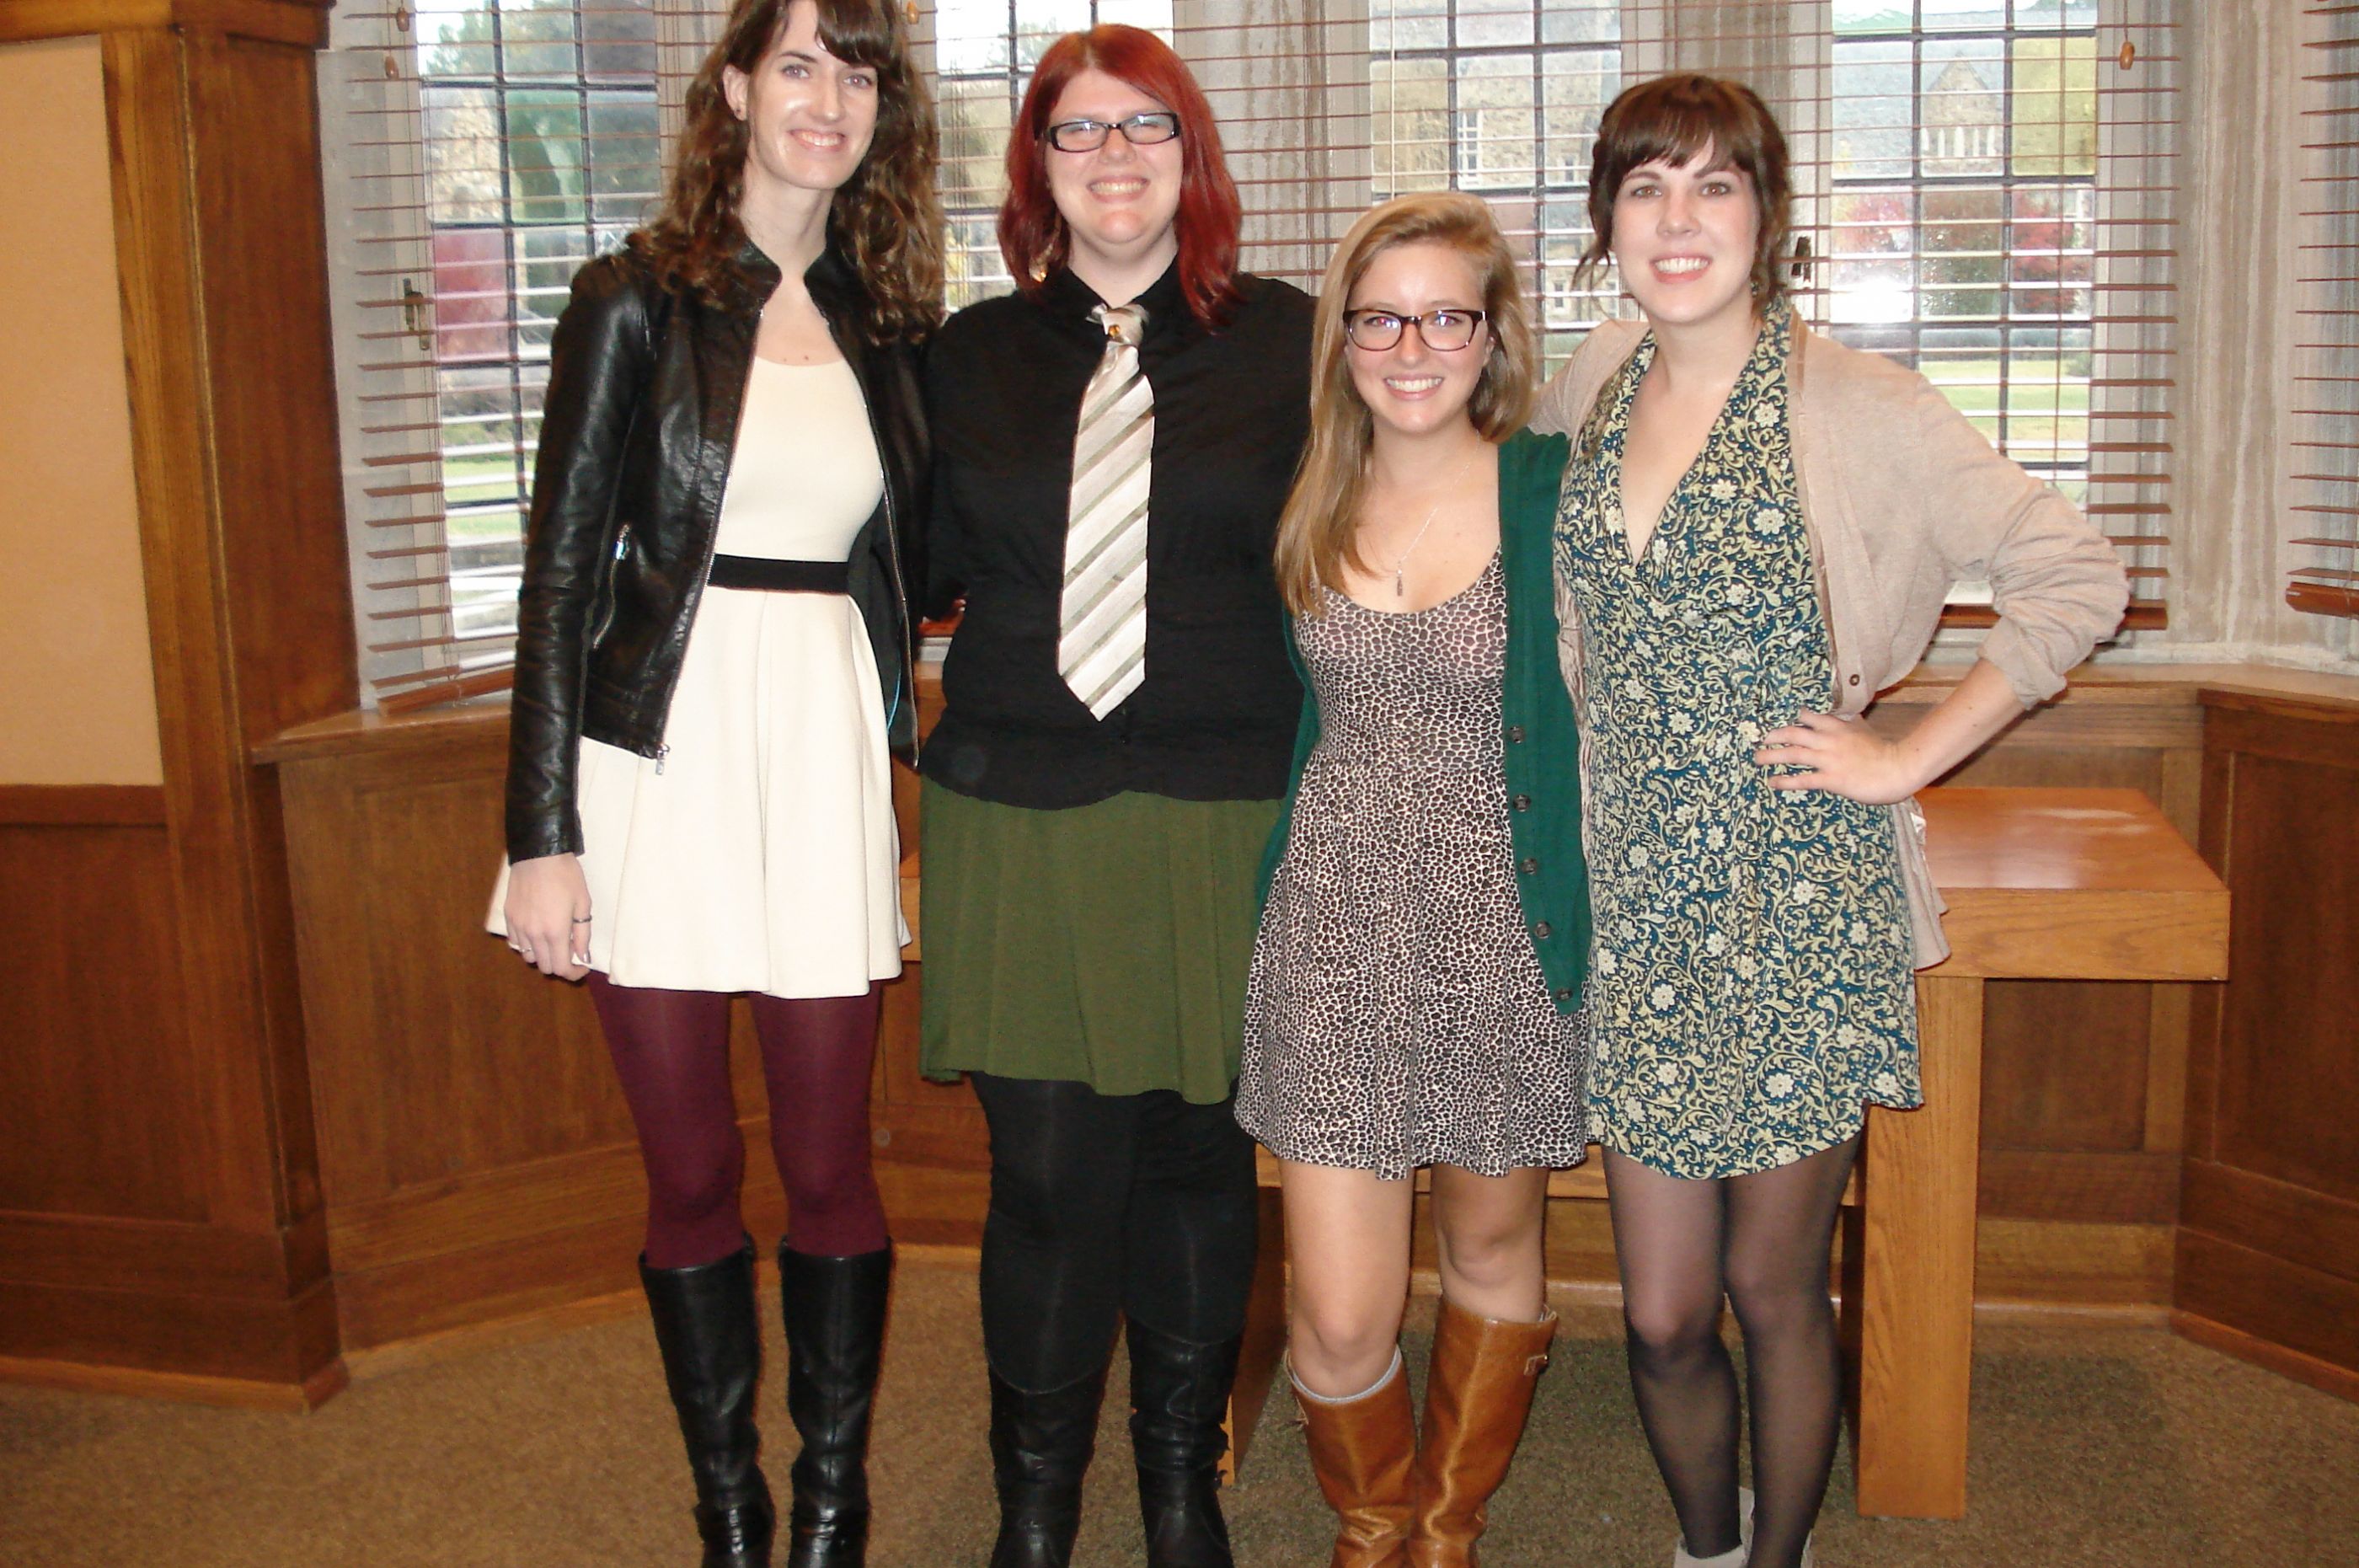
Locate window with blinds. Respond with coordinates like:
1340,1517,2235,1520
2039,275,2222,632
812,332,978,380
326,0,665,710
322,0,2179,709
2289,0,2359,624
1356,0,2174,622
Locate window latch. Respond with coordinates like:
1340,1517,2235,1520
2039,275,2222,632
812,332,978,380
401,279,431,354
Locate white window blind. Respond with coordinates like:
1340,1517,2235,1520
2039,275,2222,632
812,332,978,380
325,0,669,711
1346,0,2176,622
2288,0,2359,626
324,0,2181,709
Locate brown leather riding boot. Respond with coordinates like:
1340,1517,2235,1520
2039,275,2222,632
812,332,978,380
1294,1350,1416,1568
1406,1299,1557,1568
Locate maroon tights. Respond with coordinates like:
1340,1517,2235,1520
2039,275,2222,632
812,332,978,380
588,974,890,1268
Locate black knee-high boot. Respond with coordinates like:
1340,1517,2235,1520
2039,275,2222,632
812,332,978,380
642,1242,777,1567
778,1244,891,1567
1126,1318,1239,1568
987,1358,1110,1568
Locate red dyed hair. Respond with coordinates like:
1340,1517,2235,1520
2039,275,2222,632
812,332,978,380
998,25,1243,327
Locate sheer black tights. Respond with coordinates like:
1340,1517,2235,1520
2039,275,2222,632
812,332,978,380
1604,1137,1858,1568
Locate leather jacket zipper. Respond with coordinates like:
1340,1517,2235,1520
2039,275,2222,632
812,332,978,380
817,302,920,756
588,523,629,650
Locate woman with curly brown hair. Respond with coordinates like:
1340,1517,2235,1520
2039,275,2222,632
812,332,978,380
487,1,940,1562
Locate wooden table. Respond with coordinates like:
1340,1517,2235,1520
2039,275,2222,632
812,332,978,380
1226,787,2228,1513
1856,787,2228,1517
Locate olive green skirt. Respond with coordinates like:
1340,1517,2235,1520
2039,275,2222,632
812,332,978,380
918,783,1281,1105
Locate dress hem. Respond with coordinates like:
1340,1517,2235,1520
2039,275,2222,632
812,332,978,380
1592,1089,1919,1181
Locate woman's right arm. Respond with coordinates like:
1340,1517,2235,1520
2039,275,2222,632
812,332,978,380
503,257,652,977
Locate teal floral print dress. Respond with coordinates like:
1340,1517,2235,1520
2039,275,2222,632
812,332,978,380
1554,301,1922,1180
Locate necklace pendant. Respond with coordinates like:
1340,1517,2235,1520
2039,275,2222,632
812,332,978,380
1393,570,1404,599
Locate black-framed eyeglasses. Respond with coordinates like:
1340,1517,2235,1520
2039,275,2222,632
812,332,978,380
1045,112,1182,153
1342,308,1490,352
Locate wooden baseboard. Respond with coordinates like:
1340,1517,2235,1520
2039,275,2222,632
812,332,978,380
0,1352,346,1411
342,1285,648,1385
2172,1311,2359,1405
339,1244,987,1386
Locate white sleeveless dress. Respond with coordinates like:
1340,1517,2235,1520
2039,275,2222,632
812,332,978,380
489,356,908,998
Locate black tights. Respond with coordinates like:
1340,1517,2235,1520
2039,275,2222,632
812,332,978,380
1605,1137,1858,1568
589,975,889,1268
971,1073,1260,1392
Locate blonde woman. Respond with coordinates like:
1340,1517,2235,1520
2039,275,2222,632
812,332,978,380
1235,192,1590,1568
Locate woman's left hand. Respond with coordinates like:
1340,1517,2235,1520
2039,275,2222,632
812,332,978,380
1756,711,1922,805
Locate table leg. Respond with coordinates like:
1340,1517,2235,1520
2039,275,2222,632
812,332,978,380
1856,971,1984,1519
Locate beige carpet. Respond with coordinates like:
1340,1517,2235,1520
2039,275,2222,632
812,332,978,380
3,1260,2353,1566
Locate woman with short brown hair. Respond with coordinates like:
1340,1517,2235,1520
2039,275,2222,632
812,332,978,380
1539,73,2127,1567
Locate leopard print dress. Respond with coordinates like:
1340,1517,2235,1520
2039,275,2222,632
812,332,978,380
1234,555,1590,1180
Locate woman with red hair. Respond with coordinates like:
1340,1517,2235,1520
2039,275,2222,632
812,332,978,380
918,24,1313,1568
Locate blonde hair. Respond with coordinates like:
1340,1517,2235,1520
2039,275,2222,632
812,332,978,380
1275,193,1538,616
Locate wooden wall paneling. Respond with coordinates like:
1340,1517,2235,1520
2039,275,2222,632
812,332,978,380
0,813,201,1221
0,0,356,1395
1977,981,2151,1152
2206,752,2359,1199
2174,1232,2359,1385
2175,691,2359,1390
184,25,355,742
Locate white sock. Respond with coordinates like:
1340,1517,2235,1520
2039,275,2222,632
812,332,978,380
1291,1345,1403,1405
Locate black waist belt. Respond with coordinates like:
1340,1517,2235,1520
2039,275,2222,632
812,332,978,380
706,554,850,593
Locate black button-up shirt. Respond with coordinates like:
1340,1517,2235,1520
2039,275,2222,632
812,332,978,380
922,263,1313,808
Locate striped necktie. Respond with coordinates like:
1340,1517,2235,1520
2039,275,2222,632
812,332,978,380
1057,302,1153,720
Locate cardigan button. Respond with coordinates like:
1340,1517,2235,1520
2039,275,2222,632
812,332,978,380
1519,856,1538,875
1554,987,1573,1003
1511,794,1531,811
1532,920,1552,939
1848,673,1861,686
1506,725,1526,743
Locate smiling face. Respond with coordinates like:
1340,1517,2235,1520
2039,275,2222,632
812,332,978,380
1609,142,1762,334
1044,67,1185,291
1343,240,1492,443
722,0,880,205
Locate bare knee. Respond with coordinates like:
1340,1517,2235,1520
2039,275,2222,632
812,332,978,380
1290,1300,1400,1393
1433,1210,1539,1296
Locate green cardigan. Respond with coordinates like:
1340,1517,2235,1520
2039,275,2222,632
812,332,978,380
1255,427,1591,1013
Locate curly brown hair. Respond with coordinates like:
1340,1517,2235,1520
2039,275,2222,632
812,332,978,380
632,0,944,340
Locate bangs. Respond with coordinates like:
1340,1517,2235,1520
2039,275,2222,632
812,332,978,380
812,0,896,68
1600,102,1745,189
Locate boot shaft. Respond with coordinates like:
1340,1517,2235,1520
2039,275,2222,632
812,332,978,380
1293,1351,1416,1568
987,1361,1111,1568
640,1242,777,1563
778,1244,893,1566
1407,1300,1557,1568
1125,1319,1240,1568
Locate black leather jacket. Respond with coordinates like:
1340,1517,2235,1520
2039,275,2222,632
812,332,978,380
505,242,928,863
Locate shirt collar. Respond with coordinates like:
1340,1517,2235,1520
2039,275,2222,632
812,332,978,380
1043,258,1190,339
